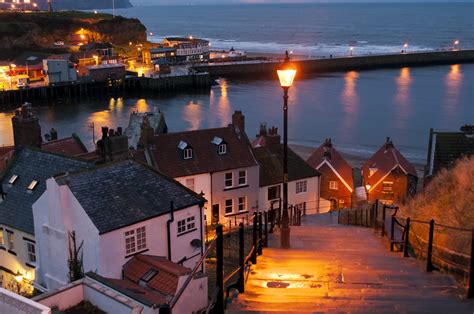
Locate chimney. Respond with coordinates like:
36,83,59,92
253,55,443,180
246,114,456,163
50,128,58,141
266,126,281,150
258,123,267,137
11,103,42,148
96,126,129,163
232,111,245,134
138,116,155,149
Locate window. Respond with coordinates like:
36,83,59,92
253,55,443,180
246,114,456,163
238,197,247,212
186,178,195,191
8,174,18,185
238,170,247,186
225,172,233,188
338,199,345,208
296,180,307,194
177,219,186,234
225,199,233,214
27,180,38,191
268,185,281,201
218,144,227,155
329,181,339,190
183,148,193,160
7,231,14,251
0,229,4,247
382,181,394,191
124,226,147,255
177,216,196,235
26,242,36,263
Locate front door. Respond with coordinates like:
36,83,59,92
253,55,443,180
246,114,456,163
212,204,220,224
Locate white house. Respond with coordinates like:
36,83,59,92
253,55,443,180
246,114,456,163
135,111,260,226
43,58,77,85
33,160,206,291
0,148,93,294
252,125,321,215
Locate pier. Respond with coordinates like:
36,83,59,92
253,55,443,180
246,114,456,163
192,49,474,77
0,72,211,108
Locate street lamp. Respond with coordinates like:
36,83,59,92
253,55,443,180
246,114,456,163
349,46,354,56
403,43,408,53
454,40,460,50
365,184,371,203
277,51,296,248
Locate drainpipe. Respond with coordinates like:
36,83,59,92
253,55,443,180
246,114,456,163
199,201,204,272
167,201,174,261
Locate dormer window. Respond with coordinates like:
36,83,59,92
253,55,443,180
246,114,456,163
8,175,18,185
183,148,193,160
178,140,193,160
27,180,38,191
218,143,227,155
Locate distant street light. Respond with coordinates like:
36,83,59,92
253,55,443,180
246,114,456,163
365,184,371,202
350,46,354,56
276,51,297,249
454,40,460,50
403,43,408,53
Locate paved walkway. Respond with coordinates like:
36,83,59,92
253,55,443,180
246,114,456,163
227,213,473,313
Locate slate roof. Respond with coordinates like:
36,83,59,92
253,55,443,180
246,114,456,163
14,51,51,67
361,139,417,190
253,144,320,187
123,254,191,297
425,129,474,177
56,160,205,234
147,126,258,178
306,140,354,191
0,148,93,234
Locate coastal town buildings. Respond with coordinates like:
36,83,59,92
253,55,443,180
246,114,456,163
42,58,78,85
162,37,210,63
0,148,93,293
252,125,321,214
136,111,259,225
33,160,206,290
424,125,474,184
306,139,354,211
361,138,418,204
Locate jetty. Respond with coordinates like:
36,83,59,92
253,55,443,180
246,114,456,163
192,49,474,77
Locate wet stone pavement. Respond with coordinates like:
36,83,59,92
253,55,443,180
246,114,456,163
226,213,474,313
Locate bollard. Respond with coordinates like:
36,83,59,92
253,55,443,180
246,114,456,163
426,219,435,272
264,211,268,247
258,213,263,255
252,214,257,264
467,229,474,298
403,218,411,258
238,223,245,293
215,224,224,313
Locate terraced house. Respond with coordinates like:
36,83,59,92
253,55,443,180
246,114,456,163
136,111,259,225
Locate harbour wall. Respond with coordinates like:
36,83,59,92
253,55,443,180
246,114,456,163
0,73,211,108
192,50,474,77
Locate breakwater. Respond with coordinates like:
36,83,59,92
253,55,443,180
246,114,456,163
0,73,211,108
192,50,474,77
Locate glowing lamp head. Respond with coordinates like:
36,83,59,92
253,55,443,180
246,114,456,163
10,64,16,68
14,272,23,283
454,40,459,45
277,51,297,88
365,184,371,191
33,2,37,6
403,43,408,48
189,35,193,40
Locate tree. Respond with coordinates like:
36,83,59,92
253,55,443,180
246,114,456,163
67,231,84,282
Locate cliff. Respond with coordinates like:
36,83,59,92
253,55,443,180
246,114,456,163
0,12,146,59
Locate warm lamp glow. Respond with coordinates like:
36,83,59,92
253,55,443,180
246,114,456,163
277,51,297,88
403,43,408,48
10,64,16,68
365,184,371,191
15,272,23,283
454,40,459,45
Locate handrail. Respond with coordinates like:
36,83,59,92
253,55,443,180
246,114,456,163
169,236,217,308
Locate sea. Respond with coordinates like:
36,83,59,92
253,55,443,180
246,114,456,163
1,2,473,164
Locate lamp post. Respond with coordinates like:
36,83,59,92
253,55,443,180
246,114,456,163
454,40,460,50
365,184,371,203
277,51,296,248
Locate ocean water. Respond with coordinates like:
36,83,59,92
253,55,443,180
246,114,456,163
1,3,473,164
106,3,474,56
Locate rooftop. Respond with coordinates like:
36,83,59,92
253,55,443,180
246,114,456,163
56,160,204,234
0,148,93,234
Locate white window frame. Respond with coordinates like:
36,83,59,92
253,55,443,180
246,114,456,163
6,231,14,251
183,148,193,160
177,216,196,235
124,226,147,255
218,144,227,155
296,180,307,194
0,228,4,247
329,181,339,190
26,241,36,264
186,216,196,230
225,199,233,214
224,172,233,188
238,196,247,212
177,219,187,234
238,170,247,186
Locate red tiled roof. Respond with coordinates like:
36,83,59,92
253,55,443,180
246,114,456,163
106,278,168,305
123,255,191,297
42,136,88,156
307,140,354,191
148,126,258,178
361,140,417,189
